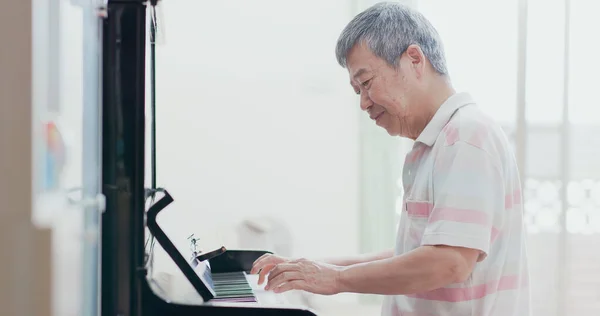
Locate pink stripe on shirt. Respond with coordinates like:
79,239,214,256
406,146,428,164
490,226,501,243
468,125,490,149
428,207,489,226
407,203,501,244
428,208,501,244
505,189,522,209
406,201,433,217
443,124,460,145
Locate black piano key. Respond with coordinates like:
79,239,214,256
212,275,246,280
212,280,249,286
214,289,254,296
203,270,263,303
213,282,252,289
213,282,252,288
214,287,253,294
214,290,254,296
214,287,253,293
215,290,254,296
213,283,249,288
215,294,256,299
211,296,258,303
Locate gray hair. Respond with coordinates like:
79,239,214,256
335,2,448,75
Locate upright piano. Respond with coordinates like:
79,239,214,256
100,1,318,315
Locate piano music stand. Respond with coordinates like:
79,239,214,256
145,189,217,302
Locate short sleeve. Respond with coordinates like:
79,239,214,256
421,141,504,261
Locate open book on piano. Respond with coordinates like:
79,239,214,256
142,189,318,315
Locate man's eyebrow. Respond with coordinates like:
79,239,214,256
349,81,359,93
352,68,368,80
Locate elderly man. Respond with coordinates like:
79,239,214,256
251,2,530,315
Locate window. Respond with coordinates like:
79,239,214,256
419,0,519,126
376,1,600,315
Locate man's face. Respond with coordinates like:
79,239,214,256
346,43,425,138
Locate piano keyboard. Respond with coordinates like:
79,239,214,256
149,268,289,306
210,272,257,303
210,272,289,305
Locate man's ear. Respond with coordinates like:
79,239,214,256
405,44,426,77
406,44,424,64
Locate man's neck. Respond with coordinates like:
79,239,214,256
424,76,456,116
406,77,455,140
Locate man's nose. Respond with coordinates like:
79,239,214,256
359,93,372,111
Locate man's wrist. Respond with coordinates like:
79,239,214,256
334,265,352,294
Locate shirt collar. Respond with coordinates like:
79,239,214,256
415,92,476,147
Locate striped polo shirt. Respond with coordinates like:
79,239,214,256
382,92,531,316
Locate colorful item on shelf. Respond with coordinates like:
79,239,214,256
43,121,66,190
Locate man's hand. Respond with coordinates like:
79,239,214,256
250,254,291,285
264,258,342,295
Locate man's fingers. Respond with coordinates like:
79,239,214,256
267,263,301,282
265,263,302,288
271,263,301,275
273,280,306,294
250,254,272,274
251,254,277,274
265,271,303,291
256,253,271,261
257,263,276,285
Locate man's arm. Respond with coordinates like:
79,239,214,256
335,141,502,295
319,249,394,266
251,250,393,285
265,141,504,296
337,245,479,295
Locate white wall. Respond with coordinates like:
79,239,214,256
150,0,361,274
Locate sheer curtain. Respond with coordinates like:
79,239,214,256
360,0,600,314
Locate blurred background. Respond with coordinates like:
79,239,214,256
146,0,600,314
3,0,599,315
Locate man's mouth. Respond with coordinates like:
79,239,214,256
371,112,384,121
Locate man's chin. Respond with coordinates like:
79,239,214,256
383,127,400,137
374,121,402,137
382,127,409,138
